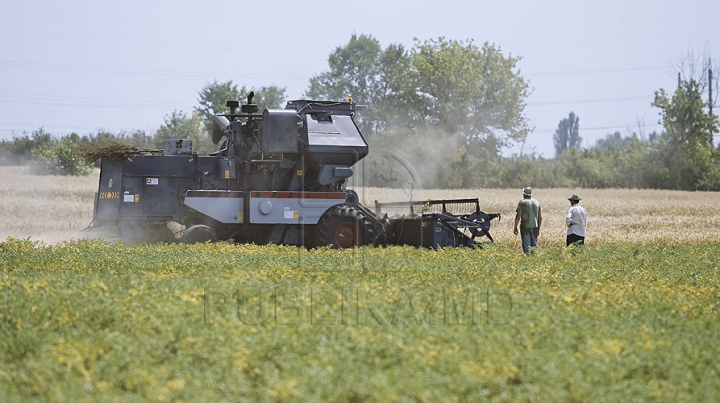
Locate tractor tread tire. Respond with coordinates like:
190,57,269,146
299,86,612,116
314,206,375,249
181,225,219,244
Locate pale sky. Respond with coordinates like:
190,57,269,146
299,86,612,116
1,0,718,157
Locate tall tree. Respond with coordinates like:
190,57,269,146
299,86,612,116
652,79,719,189
405,38,530,151
155,110,214,155
195,80,286,134
553,112,581,157
305,34,409,135
252,86,287,110
306,35,531,155
195,80,242,127
306,34,382,103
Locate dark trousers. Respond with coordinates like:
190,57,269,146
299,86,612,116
566,233,585,246
521,228,539,254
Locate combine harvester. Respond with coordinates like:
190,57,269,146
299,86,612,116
89,94,500,249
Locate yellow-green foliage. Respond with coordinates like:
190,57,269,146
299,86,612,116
1,239,719,402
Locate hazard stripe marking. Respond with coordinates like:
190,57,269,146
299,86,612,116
99,192,120,199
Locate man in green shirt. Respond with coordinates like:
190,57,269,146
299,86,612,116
513,186,542,254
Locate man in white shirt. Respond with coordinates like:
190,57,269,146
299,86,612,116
565,194,587,246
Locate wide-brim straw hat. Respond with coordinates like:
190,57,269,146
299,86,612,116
568,194,581,201
522,187,533,196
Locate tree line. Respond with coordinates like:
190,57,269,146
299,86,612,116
0,82,287,175
1,34,718,190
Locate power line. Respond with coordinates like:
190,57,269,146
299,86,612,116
528,96,652,106
531,123,663,135
6,27,717,51
0,98,182,111
0,28,331,50
0,59,312,80
0,121,155,136
506,30,720,48
528,66,669,77
0,87,658,111
0,95,188,111
1,58,672,81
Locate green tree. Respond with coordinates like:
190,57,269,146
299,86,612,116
307,35,531,162
196,80,287,134
8,128,54,158
252,86,287,110
154,110,214,155
196,80,243,135
594,131,637,150
553,112,581,157
406,37,530,152
652,79,720,190
305,34,410,135
306,34,383,102
31,133,93,176
122,129,155,149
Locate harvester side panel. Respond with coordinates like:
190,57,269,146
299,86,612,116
119,155,199,221
305,115,368,166
142,177,199,220
120,176,144,220
183,190,244,224
123,154,198,177
248,191,347,224
94,158,124,222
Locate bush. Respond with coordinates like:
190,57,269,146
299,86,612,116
30,137,93,176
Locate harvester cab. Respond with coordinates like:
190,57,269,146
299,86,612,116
89,95,500,249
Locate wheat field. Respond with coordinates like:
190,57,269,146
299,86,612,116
356,186,720,247
1,166,718,246
0,166,97,242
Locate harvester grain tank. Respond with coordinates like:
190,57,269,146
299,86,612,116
89,94,499,248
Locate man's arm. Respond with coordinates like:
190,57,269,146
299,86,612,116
514,211,521,235
566,208,574,228
537,211,542,236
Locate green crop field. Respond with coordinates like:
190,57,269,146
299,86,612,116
1,238,719,402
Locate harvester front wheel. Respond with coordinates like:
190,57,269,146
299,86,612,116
314,206,372,249
181,225,218,244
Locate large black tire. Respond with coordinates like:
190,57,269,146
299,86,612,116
314,206,374,249
181,225,218,244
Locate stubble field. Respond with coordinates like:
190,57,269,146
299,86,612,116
1,165,719,402
1,166,719,246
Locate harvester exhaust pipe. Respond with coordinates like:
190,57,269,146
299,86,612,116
241,91,259,114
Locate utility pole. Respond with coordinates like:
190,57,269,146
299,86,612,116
710,58,714,139
709,59,713,117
